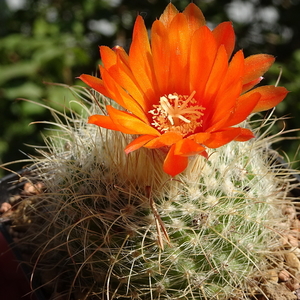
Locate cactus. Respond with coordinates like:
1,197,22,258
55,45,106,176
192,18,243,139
5,3,295,299
13,86,295,300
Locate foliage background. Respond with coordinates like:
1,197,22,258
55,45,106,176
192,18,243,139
0,0,299,177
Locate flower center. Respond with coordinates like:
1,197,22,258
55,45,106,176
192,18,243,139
149,91,205,136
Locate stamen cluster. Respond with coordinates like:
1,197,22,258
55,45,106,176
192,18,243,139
149,91,205,136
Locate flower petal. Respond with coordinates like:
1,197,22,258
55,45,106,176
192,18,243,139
242,77,262,94
202,45,229,122
167,13,191,93
213,22,235,59
233,128,255,141
159,3,179,28
100,67,148,122
189,132,211,144
79,74,109,98
107,54,146,112
125,135,157,154
243,54,275,85
151,20,170,94
144,132,182,149
163,144,188,176
183,3,205,32
107,105,160,136
129,16,158,110
224,92,261,128
204,127,246,148
174,138,206,156
99,67,127,108
250,86,288,113
100,46,117,69
207,50,244,130
190,26,217,99
113,45,131,69
88,114,121,131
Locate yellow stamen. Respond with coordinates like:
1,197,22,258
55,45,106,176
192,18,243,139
149,91,205,136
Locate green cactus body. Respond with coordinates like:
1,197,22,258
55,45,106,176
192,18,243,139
22,89,291,300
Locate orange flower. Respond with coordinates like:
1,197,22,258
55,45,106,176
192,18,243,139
80,3,288,177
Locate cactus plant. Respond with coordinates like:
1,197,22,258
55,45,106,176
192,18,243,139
4,3,298,300
8,85,295,300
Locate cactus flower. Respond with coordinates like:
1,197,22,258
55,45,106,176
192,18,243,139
80,3,288,176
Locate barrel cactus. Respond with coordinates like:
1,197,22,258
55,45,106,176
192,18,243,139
7,3,298,300
12,86,294,300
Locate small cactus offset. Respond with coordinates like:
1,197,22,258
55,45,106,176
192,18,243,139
17,86,294,300
6,2,297,300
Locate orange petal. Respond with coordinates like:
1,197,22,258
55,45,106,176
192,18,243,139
250,86,288,113
100,67,148,122
224,92,261,128
79,74,110,98
163,144,188,176
202,45,228,119
189,132,211,144
108,57,146,112
107,105,160,136
159,3,179,28
183,3,205,32
233,128,255,141
125,135,157,154
102,46,145,110
113,46,130,69
204,127,244,148
207,50,244,130
213,22,235,59
129,16,158,110
151,20,170,94
174,138,206,156
88,113,148,135
242,77,262,94
243,54,275,85
100,46,117,69
88,114,121,131
167,13,190,93
99,67,126,107
144,132,182,149
199,150,209,159
190,26,218,100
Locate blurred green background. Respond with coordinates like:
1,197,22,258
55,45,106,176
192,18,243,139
1,0,300,177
